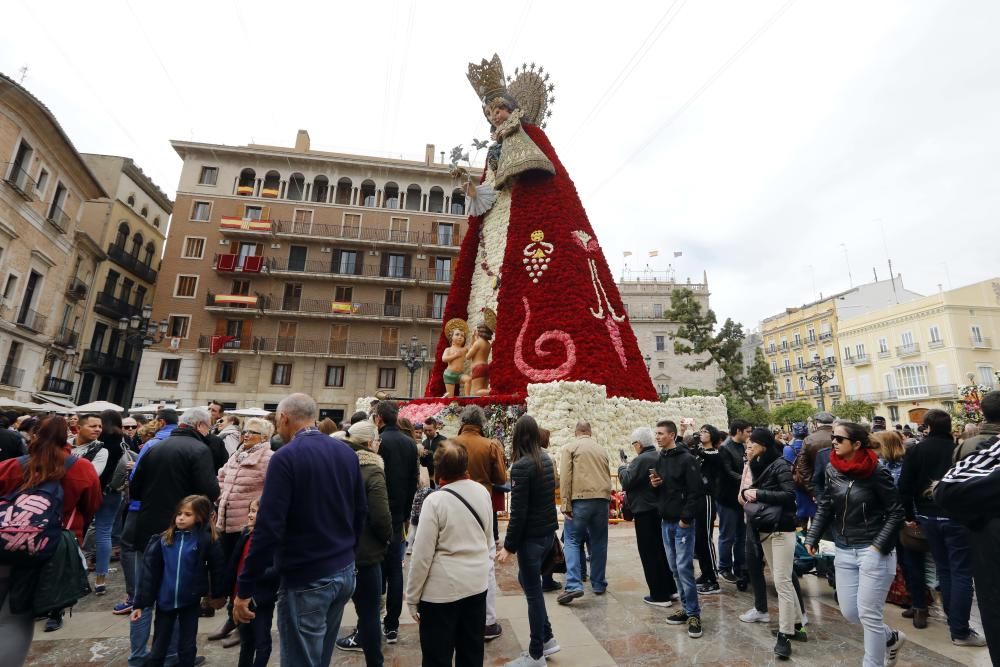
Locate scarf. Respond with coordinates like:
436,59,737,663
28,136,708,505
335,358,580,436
830,447,879,479
236,441,267,464
749,447,780,481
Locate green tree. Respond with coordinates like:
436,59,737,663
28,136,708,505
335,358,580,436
665,288,774,410
837,399,876,423
770,401,815,427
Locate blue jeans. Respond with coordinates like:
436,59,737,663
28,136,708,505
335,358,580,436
919,517,974,639
717,504,745,573
381,522,405,631
128,536,179,667
564,499,609,593
517,534,555,659
835,546,896,667
94,492,122,577
351,563,384,667
277,564,356,667
661,520,699,617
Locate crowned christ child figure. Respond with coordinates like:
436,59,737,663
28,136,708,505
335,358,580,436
440,319,469,397
424,55,658,402
464,308,496,397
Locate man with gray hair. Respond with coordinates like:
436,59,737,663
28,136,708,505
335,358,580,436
618,426,677,607
235,393,367,667
125,405,220,666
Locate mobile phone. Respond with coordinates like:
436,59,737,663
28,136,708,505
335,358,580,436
648,467,656,476
619,448,628,463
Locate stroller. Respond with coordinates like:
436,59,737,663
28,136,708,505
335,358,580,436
793,533,836,591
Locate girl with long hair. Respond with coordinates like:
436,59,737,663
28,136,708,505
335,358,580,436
693,424,723,594
497,415,560,666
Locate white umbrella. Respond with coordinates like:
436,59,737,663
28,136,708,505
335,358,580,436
74,400,125,413
31,403,75,413
228,407,270,417
0,397,39,410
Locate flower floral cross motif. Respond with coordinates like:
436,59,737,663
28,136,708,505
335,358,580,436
522,230,554,284
572,230,628,369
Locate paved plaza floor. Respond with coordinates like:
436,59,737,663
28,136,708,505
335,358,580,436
27,522,981,666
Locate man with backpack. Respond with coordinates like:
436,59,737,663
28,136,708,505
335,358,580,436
785,422,816,529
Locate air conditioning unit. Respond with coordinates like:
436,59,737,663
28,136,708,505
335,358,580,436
270,243,281,249
416,254,426,260
219,239,227,245
321,247,331,253
169,337,181,350
369,250,378,256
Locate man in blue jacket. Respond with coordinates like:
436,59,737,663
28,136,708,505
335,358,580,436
235,393,367,667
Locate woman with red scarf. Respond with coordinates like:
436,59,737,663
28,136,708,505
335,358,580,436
806,422,906,667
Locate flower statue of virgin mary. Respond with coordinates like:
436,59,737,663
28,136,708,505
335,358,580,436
425,54,658,402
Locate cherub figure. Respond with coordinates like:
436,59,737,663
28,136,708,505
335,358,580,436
464,309,496,397
441,319,469,397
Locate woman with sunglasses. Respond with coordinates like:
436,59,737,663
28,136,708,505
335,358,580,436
806,421,906,667
208,416,275,644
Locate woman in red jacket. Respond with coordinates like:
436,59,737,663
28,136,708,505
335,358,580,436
0,415,102,657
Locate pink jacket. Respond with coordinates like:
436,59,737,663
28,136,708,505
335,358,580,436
216,444,272,533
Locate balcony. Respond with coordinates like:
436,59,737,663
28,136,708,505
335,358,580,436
765,347,777,356
819,331,833,341
53,328,79,348
272,220,463,249
896,343,921,358
107,244,158,283
205,293,259,308
0,365,25,387
196,335,402,359
42,375,74,395
46,205,70,234
259,296,439,322
847,384,958,403
266,257,426,283
791,340,803,349
2,163,36,200
80,350,132,377
95,291,143,320
806,336,817,346
878,349,892,359
15,307,47,333
844,354,871,366
972,337,992,349
213,253,265,274
218,216,274,236
65,278,88,301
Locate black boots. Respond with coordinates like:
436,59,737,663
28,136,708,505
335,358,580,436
774,632,792,660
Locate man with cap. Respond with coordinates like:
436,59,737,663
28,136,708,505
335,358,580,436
420,417,446,486
872,416,887,433
792,412,834,501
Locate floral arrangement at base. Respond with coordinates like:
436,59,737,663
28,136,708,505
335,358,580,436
953,381,992,427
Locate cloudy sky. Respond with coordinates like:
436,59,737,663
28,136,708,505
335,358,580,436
3,1,997,329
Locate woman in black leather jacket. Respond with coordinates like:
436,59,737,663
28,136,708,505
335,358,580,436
805,421,906,667
740,428,800,660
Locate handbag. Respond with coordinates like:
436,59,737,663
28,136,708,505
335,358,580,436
541,534,566,575
744,501,783,532
621,492,634,522
898,522,929,553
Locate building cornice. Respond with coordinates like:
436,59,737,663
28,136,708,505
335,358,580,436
839,303,1000,338
122,158,173,213
74,229,107,261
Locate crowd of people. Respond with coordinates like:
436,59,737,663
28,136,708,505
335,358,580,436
0,391,998,666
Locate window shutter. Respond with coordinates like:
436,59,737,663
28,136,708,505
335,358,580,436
354,252,364,276
215,319,227,335
380,253,389,277
403,254,412,278
331,249,341,273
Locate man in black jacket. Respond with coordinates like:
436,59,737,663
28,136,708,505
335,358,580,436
125,406,221,666
650,420,705,639
717,420,750,584
420,416,446,485
618,426,676,606
899,409,985,647
373,400,418,643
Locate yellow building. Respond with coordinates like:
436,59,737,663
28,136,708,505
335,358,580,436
761,278,922,412
837,278,1000,425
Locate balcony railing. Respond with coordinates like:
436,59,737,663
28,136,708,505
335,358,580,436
95,291,143,320
196,335,401,358
0,365,25,387
53,328,79,348
212,253,265,274
80,350,132,377
844,354,871,366
65,278,88,301
266,256,449,282
2,163,36,200
806,336,817,345
107,244,158,283
819,331,833,341
972,337,992,349
765,347,777,356
42,375,74,395
791,341,802,349
847,384,958,403
878,349,892,359
896,343,920,358
46,205,70,234
15,307,47,333
270,297,438,320
272,220,463,247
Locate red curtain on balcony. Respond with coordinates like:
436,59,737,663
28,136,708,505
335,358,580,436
242,256,263,273
217,254,237,271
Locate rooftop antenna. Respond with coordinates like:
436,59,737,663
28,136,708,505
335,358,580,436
17,66,28,85
840,243,853,288
888,258,899,304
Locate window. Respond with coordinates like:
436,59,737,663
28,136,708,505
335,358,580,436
979,366,995,388
385,254,406,278
191,201,211,221
436,223,455,245
972,325,984,344
330,324,349,354
198,166,218,186
878,337,888,354
174,275,198,298
377,367,397,389
785,378,792,393
783,359,791,372
337,250,358,275
796,355,804,368
158,358,180,381
843,346,852,360
888,406,900,422
293,209,313,225
140,206,148,218
653,303,663,318
658,361,665,369
230,279,251,296
216,360,237,384
432,293,447,319
334,286,353,304
901,331,914,346
781,338,788,350
48,183,68,220
793,333,801,345
36,168,48,195
929,326,942,343
384,289,402,317
894,364,929,398
271,363,292,386
167,315,190,338
288,245,308,271
182,237,206,259
655,335,665,352
798,376,806,390
434,257,451,281
282,283,302,310
244,205,263,221
855,343,866,357
127,194,135,207
325,365,345,387
771,361,778,374
807,328,816,342
3,274,17,300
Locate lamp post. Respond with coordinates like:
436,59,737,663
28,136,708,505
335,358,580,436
804,359,837,411
118,303,168,409
399,335,428,398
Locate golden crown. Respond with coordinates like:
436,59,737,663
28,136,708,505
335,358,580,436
466,54,507,105
466,54,555,128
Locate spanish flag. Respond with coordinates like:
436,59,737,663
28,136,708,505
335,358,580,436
649,250,659,257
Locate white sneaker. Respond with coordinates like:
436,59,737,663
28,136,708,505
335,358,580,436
952,629,987,647
800,611,809,626
739,608,770,624
504,651,546,666
542,638,561,656
885,629,906,666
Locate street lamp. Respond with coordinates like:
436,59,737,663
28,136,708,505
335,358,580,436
644,354,651,371
399,335,429,398
119,303,168,408
804,358,837,411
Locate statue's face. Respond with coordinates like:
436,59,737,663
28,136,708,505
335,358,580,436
489,104,511,127
452,329,466,346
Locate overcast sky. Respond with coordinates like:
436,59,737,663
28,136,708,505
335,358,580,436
4,1,998,329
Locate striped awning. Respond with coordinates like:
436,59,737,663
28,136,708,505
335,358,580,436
220,217,272,231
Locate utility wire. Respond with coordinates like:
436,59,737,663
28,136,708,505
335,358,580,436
594,0,797,194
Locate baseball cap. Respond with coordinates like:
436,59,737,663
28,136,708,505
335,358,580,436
814,411,835,424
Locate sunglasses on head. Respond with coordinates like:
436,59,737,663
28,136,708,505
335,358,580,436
831,435,852,444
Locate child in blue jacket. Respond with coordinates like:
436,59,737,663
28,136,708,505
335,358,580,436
131,495,226,667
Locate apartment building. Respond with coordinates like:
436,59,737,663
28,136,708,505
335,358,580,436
133,130,466,423
74,154,172,406
0,73,108,405
761,277,922,411
617,271,718,397
838,278,1000,424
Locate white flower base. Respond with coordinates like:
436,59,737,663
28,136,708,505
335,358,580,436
526,381,728,463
